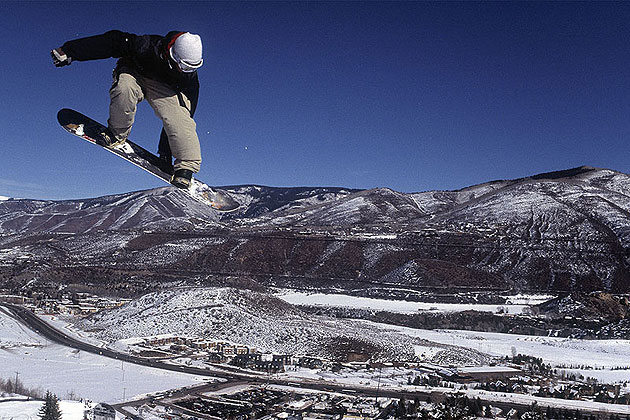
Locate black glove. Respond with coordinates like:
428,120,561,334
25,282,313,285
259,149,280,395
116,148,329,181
51,48,72,67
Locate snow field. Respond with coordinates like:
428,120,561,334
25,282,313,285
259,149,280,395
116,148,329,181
280,366,417,388
275,291,541,314
39,315,108,348
381,322,630,383
3,286,630,420
0,308,44,348
0,310,214,404
0,342,212,403
0,399,91,420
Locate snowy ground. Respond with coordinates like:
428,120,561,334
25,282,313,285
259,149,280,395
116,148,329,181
381,323,630,384
0,308,214,405
2,293,630,418
275,291,552,314
268,292,630,383
0,399,92,420
280,366,416,388
39,314,108,348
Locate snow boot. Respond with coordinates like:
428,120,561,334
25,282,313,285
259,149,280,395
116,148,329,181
98,127,126,148
171,169,193,189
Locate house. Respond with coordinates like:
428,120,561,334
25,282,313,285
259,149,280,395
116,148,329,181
297,356,324,369
0,294,31,304
236,346,250,355
191,340,212,350
207,352,227,363
59,302,100,315
254,360,284,373
231,353,262,369
87,403,116,420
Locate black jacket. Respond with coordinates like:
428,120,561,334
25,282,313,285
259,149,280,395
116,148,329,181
62,30,200,157
62,30,200,114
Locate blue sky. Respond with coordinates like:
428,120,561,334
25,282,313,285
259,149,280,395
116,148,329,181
2,1,630,200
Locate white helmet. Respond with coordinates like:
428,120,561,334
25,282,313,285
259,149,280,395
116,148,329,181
169,32,203,73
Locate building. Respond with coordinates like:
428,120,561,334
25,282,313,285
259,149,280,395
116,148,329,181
273,354,292,365
254,359,284,373
297,356,324,369
87,403,116,420
0,294,32,304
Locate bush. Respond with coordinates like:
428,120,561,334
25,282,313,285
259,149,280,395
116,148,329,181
0,376,44,399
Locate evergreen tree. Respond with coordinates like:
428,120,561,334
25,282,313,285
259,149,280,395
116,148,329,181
420,408,431,420
470,397,483,416
409,397,419,415
520,402,545,420
545,406,553,419
433,395,475,420
396,397,407,418
38,391,62,420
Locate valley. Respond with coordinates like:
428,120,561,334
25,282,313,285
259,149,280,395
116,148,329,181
1,166,630,419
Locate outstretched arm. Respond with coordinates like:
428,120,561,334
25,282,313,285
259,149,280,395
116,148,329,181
52,30,137,65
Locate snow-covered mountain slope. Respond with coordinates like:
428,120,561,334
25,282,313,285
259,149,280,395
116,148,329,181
74,286,488,364
0,187,220,234
435,167,630,235
0,185,358,234
221,185,358,219
1,166,629,293
256,187,429,226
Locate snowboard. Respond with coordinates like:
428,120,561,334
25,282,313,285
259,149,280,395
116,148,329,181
57,108,240,212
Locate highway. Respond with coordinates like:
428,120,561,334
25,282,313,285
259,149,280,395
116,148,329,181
2,303,256,382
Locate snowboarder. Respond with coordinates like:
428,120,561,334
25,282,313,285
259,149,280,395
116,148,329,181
51,30,204,189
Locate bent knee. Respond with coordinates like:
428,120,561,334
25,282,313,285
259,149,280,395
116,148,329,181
110,73,144,103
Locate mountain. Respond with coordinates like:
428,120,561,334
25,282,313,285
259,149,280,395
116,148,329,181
1,166,629,294
537,292,630,323
0,188,220,234
0,185,357,234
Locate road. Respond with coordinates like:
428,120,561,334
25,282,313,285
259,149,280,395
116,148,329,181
2,303,256,382
3,303,628,419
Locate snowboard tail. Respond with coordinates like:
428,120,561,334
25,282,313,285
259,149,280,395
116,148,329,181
57,108,240,212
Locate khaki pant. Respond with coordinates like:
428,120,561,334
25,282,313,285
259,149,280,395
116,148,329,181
108,72,201,173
